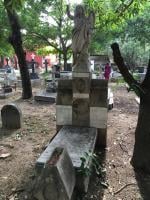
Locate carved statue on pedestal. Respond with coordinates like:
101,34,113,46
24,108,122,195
67,5,95,72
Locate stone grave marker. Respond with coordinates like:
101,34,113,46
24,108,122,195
1,103,22,129
35,4,108,197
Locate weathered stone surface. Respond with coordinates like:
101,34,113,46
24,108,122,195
36,126,97,193
56,89,72,105
33,147,75,200
57,79,72,89
72,72,91,78
90,107,107,129
36,126,97,170
73,77,90,94
72,98,90,126
90,79,108,107
90,88,108,107
34,91,56,103
56,105,72,125
1,103,22,129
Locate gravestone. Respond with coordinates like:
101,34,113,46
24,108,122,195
35,4,108,197
30,58,39,79
34,72,56,103
34,147,75,200
1,103,22,129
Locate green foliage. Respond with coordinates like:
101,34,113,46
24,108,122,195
4,0,25,11
78,151,102,177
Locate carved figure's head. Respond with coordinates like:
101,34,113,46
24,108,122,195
74,5,85,17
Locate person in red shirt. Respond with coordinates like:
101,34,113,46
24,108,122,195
104,63,111,80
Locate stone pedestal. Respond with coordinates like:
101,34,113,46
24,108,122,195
56,76,108,146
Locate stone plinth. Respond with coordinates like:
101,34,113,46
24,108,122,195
56,78,108,147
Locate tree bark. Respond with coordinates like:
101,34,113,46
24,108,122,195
63,51,68,71
4,3,32,99
111,43,150,173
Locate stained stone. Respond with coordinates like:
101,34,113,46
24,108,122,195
73,77,90,94
56,89,72,105
36,126,97,170
72,98,89,126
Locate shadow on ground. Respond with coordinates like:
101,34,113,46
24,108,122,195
135,169,150,200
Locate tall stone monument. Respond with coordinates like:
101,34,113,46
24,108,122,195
56,5,108,147
36,5,108,198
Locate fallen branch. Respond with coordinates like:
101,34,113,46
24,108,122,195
114,183,136,195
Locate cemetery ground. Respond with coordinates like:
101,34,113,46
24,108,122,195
0,84,148,200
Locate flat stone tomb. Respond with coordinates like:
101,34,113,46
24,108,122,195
34,91,56,103
37,126,97,170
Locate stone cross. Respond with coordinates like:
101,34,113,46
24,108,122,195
31,58,36,74
43,59,48,73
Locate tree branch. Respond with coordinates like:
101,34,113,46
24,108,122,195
115,0,134,17
111,43,137,86
141,59,150,89
28,32,62,53
111,43,146,96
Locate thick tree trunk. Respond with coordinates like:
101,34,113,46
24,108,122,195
4,4,32,99
131,95,150,173
111,43,150,173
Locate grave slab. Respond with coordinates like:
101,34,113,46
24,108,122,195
34,91,56,103
36,126,97,192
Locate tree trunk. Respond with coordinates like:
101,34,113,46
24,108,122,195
111,43,150,173
0,56,4,67
63,51,68,71
131,94,150,173
4,4,32,99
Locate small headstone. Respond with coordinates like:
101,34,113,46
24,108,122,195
33,147,75,200
1,103,22,129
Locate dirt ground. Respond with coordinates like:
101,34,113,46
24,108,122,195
0,84,144,200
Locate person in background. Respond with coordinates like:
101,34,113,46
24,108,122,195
104,63,111,80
